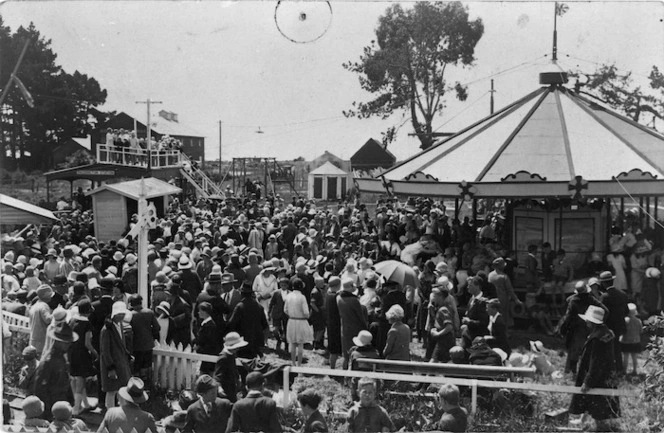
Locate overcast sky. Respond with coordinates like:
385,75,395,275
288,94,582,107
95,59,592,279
2,1,663,162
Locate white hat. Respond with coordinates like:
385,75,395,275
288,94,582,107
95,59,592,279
578,305,605,325
574,280,589,294
352,330,373,347
125,253,137,265
178,256,192,270
111,301,130,319
529,340,545,353
223,332,248,351
646,267,661,279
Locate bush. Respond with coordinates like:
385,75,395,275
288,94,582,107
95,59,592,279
643,313,664,429
3,332,29,393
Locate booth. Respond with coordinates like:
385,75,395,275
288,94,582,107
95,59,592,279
308,162,351,201
86,177,181,242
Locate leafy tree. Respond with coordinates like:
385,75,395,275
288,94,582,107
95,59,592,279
60,148,95,169
572,63,664,126
0,18,107,171
343,2,484,150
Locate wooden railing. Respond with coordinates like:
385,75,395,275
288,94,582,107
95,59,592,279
2,311,30,333
96,145,183,169
282,366,640,417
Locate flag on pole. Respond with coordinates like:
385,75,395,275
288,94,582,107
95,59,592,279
555,2,569,16
11,74,34,108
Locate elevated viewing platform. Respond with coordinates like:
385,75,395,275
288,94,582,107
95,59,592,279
95,144,183,169
44,145,224,200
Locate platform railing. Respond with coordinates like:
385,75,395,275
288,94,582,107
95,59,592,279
96,144,183,169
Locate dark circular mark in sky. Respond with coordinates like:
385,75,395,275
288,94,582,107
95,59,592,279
275,1,332,44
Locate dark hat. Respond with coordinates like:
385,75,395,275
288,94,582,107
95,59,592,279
53,275,68,286
194,374,218,393
241,281,254,294
48,321,79,343
128,294,143,307
118,377,149,403
99,277,115,291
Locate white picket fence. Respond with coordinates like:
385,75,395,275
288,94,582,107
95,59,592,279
152,342,218,390
2,427,175,433
1,311,217,391
3,311,30,333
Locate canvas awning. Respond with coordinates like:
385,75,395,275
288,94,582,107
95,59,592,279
85,177,182,200
356,85,664,199
0,194,60,225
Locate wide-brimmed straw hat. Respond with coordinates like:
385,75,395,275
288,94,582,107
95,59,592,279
578,305,605,324
48,321,79,343
352,330,373,347
598,271,615,282
223,332,248,350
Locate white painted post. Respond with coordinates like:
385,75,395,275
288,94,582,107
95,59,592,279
471,379,478,416
283,366,291,405
137,178,149,308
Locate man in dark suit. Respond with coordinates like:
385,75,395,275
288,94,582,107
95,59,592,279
184,375,233,433
213,332,247,402
485,298,511,357
598,271,629,373
194,273,230,337
225,372,281,433
227,283,268,359
193,302,221,375
98,377,157,433
169,283,193,348
89,277,115,409
461,276,489,349
128,294,160,382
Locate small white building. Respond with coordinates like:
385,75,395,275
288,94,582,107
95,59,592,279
308,162,351,201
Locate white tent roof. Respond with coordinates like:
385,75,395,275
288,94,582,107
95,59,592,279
0,194,59,225
309,161,348,176
356,85,664,198
86,177,182,200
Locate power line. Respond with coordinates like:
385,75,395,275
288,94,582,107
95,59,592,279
431,91,489,132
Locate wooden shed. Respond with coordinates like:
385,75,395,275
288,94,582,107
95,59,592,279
86,177,181,242
350,138,397,172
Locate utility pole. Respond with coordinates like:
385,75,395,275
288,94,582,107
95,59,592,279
219,120,227,177
135,98,162,170
490,79,496,115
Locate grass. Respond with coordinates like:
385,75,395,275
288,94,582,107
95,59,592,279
263,327,656,432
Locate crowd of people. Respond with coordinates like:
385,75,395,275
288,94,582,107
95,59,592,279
2,192,663,432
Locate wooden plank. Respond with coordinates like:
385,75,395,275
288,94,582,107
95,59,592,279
286,366,638,397
357,358,536,378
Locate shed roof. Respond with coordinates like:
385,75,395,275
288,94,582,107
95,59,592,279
309,161,349,176
0,194,59,225
86,177,182,200
351,138,397,164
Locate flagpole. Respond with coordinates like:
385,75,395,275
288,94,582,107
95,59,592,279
0,39,30,107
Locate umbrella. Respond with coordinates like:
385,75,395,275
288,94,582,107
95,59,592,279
374,260,419,288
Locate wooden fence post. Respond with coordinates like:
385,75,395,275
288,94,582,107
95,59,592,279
471,379,478,416
283,366,291,406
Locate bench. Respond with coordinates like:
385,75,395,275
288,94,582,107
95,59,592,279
356,358,537,380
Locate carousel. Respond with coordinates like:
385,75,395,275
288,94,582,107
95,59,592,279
355,72,664,283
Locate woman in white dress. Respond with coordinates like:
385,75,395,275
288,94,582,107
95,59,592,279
607,252,628,291
284,278,314,366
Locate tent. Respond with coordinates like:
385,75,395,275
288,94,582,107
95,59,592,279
308,162,351,201
0,194,59,226
355,76,664,200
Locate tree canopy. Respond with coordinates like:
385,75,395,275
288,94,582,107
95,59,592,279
572,63,664,127
343,2,484,150
0,18,107,171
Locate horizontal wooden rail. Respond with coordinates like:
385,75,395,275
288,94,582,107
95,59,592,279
2,311,30,333
282,366,640,416
357,358,537,378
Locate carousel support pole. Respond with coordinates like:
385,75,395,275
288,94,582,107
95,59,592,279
454,198,460,220
646,197,651,228
639,197,644,224
472,199,478,223
620,198,624,218
70,181,74,201
137,178,149,308
655,197,659,221
46,180,50,203
558,200,563,250
606,199,612,252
